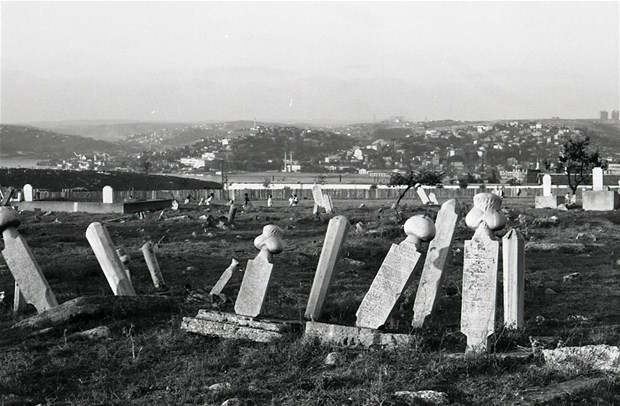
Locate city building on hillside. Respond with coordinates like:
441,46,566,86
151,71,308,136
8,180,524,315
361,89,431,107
180,157,206,168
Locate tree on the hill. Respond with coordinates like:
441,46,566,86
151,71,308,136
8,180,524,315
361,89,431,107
389,169,445,207
558,136,606,195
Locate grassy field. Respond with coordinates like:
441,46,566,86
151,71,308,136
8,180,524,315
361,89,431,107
1,197,619,405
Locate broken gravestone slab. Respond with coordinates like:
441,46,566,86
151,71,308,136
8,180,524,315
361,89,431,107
209,258,240,301
1,207,58,313
356,214,435,329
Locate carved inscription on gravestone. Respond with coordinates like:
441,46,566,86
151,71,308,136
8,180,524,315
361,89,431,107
461,230,499,353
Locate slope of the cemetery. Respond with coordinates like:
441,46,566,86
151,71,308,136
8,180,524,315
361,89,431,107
0,168,221,190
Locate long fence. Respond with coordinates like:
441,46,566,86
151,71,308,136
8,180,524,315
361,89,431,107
28,183,619,203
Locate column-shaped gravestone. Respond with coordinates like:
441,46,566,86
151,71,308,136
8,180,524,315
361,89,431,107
228,204,237,224
415,184,430,205
142,241,166,290
210,258,240,300
86,222,136,296
542,174,552,197
115,247,131,282
23,184,33,202
305,215,349,320
234,225,285,317
461,193,506,353
356,215,436,329
503,229,525,329
102,185,114,203
0,207,58,313
412,199,461,328
592,167,604,191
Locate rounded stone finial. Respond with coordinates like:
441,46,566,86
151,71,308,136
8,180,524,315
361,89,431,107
473,193,502,212
403,214,436,248
466,193,507,232
0,207,21,232
254,224,285,254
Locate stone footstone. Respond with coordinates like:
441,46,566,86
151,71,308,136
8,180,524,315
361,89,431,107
1,207,58,313
503,229,525,329
181,310,302,343
356,215,435,329
305,215,349,320
86,222,136,296
141,241,166,290
234,225,284,317
461,224,500,353
412,199,460,328
304,321,415,349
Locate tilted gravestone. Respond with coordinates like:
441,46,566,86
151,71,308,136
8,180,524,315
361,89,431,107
209,258,240,301
141,241,167,291
86,222,136,296
0,207,58,313
461,193,506,353
412,199,461,328
356,215,436,329
115,247,132,282
312,183,325,209
414,184,430,205
503,229,525,329
305,215,349,321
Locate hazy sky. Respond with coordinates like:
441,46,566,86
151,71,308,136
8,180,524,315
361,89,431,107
1,1,619,124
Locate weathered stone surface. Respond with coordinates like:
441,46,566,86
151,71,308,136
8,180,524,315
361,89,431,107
461,225,499,353
525,242,586,253
534,195,565,209
13,295,179,329
210,259,240,298
2,228,58,313
412,199,460,328
543,345,620,373
428,192,440,205
141,241,166,290
323,193,334,214
305,215,349,321
582,190,619,211
503,229,525,329
234,253,273,317
23,184,33,202
194,309,301,332
415,185,430,205
592,167,604,191
71,325,111,340
181,317,287,343
115,247,131,282
312,183,324,208
86,222,136,296
324,352,344,366
516,377,606,405
102,185,114,203
542,174,552,197
394,390,449,406
304,321,415,349
356,240,421,329
207,383,231,392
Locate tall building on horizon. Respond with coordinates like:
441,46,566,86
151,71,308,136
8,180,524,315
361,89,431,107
612,110,620,120
600,111,609,120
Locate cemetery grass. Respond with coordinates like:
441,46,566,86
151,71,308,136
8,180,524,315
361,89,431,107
0,197,619,405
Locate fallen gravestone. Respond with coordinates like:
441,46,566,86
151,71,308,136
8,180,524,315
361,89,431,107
1,207,58,313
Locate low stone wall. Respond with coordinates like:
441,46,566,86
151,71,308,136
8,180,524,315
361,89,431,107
16,199,173,214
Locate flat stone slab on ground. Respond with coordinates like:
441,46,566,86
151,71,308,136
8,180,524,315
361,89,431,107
181,310,303,343
543,344,620,373
534,195,565,209
514,377,606,405
304,321,416,349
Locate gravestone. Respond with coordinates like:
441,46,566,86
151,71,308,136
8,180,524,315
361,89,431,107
86,222,136,296
312,183,325,208
428,192,440,205
115,247,131,282
502,229,524,329
592,167,604,191
210,258,240,300
415,184,430,205
535,174,564,208
141,241,166,290
583,167,619,211
461,193,505,353
1,207,58,313
356,215,435,329
305,215,349,321
412,199,460,328
234,225,285,317
228,205,237,224
102,186,114,204
13,282,28,314
323,194,334,214
23,184,33,202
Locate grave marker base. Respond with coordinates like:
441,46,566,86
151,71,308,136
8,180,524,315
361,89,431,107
181,310,303,343
582,191,619,211
304,321,416,350
534,196,565,209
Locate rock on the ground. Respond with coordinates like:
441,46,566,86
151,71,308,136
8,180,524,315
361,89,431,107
220,399,241,406
394,390,449,405
576,232,596,243
72,326,111,340
208,382,231,392
543,345,620,373
562,272,581,283
324,352,344,366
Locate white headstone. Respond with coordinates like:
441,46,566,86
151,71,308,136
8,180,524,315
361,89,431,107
502,229,525,329
23,184,33,202
102,186,114,203
542,174,552,197
323,193,334,214
210,258,240,299
415,185,430,205
312,184,325,208
428,192,439,205
592,167,604,191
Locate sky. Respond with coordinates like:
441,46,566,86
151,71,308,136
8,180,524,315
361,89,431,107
1,1,619,124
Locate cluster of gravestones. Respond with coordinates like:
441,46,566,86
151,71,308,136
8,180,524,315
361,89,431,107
183,192,525,354
535,167,620,211
0,207,168,315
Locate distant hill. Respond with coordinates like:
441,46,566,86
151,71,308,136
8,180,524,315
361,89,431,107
0,125,126,157
0,168,222,191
